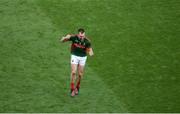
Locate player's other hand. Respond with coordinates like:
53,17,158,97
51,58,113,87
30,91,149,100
87,48,94,56
89,51,94,56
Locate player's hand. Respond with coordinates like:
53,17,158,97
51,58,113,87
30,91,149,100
60,34,71,43
87,48,94,56
89,51,94,56
60,37,65,42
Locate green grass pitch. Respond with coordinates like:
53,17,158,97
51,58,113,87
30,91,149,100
0,0,179,112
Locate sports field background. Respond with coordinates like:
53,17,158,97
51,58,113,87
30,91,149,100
0,0,179,112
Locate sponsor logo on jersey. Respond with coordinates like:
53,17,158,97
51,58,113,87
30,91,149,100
73,43,85,49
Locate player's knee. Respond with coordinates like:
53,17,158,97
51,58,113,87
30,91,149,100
78,72,83,77
71,72,76,81
71,72,76,76
71,72,76,80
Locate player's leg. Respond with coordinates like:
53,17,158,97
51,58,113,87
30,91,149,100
70,64,78,96
75,65,85,94
70,55,78,97
75,56,87,95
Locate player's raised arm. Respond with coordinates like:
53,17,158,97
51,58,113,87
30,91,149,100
60,34,71,43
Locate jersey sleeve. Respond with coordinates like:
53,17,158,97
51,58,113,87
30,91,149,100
69,35,76,41
86,41,91,48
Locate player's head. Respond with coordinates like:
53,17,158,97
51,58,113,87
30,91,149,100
78,28,85,38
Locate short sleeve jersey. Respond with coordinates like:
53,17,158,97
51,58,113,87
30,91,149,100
69,35,91,57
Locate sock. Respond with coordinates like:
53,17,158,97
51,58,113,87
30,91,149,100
76,80,81,90
71,82,74,92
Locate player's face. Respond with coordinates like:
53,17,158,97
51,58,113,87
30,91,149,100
79,32,85,38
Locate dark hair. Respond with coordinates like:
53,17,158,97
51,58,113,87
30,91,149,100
78,28,85,33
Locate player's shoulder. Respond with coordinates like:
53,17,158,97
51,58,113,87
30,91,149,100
69,34,78,40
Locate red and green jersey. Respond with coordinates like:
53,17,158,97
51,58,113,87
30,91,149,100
69,35,91,57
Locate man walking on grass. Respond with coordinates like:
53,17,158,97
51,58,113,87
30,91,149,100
60,28,94,97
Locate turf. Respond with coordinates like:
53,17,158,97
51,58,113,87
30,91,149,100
0,0,179,112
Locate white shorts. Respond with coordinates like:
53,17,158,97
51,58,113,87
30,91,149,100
71,55,87,66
